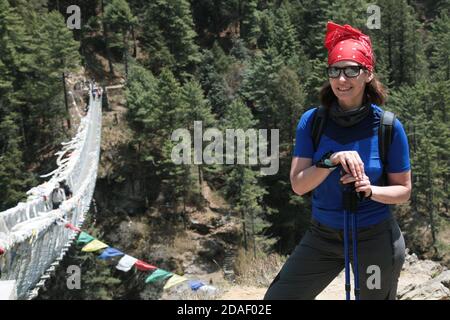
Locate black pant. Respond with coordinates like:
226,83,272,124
264,216,405,300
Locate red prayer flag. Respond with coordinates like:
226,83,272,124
134,259,157,271
65,223,81,232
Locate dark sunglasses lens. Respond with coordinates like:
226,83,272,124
344,67,361,77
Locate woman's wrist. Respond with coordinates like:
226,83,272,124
367,187,373,199
369,186,379,200
316,151,339,169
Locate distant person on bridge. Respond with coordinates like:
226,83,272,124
60,180,73,199
51,182,66,210
98,86,103,100
264,21,412,300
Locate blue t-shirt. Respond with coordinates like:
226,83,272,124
293,104,410,229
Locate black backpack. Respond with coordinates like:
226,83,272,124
310,105,395,186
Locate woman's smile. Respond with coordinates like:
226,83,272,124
337,86,352,92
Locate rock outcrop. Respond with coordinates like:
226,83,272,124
397,250,450,300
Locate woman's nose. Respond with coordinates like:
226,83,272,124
338,73,347,81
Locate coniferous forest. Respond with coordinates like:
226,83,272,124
0,0,449,299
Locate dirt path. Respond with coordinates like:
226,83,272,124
219,275,345,300
218,265,446,300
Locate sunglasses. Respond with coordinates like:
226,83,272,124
327,66,366,78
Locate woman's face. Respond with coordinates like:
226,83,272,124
328,60,373,109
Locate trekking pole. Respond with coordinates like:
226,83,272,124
343,206,351,300
351,209,360,300
342,181,361,300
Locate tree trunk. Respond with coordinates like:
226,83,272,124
387,15,393,84
241,209,248,251
182,191,187,230
62,71,71,130
238,0,242,37
426,154,436,245
131,25,137,58
101,0,114,76
20,112,28,149
123,29,129,80
251,210,256,259
198,165,203,190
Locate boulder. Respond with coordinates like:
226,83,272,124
398,252,450,300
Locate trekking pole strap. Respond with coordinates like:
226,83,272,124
343,189,358,212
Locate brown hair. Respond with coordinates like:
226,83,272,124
319,73,387,108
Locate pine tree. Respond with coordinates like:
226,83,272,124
428,10,450,81
142,0,201,76
240,0,261,48
190,0,240,38
125,62,160,142
388,80,449,254
16,10,80,154
271,66,306,154
44,10,80,126
0,0,36,206
197,44,234,117
411,0,450,20
240,47,306,141
0,113,35,210
104,0,137,79
221,99,267,255
240,48,283,124
156,68,183,139
325,0,371,27
125,63,169,218
257,6,276,51
284,0,330,60
173,79,217,216
100,0,115,75
270,3,300,61
126,66,201,224
0,0,32,106
370,0,428,86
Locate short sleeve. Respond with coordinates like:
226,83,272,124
386,118,411,173
293,108,316,158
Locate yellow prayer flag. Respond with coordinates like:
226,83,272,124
163,274,188,290
29,229,38,244
81,239,108,252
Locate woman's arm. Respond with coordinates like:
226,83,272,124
290,157,334,196
370,170,412,204
370,117,412,205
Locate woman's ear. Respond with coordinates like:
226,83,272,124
366,71,374,83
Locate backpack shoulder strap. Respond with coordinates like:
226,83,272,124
311,105,328,152
378,110,395,166
378,110,395,186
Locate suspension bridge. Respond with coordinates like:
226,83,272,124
0,87,102,300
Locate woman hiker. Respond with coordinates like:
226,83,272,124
264,21,411,300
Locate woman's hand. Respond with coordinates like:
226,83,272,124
330,151,365,180
340,173,372,198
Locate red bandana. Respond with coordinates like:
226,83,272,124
324,21,374,72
